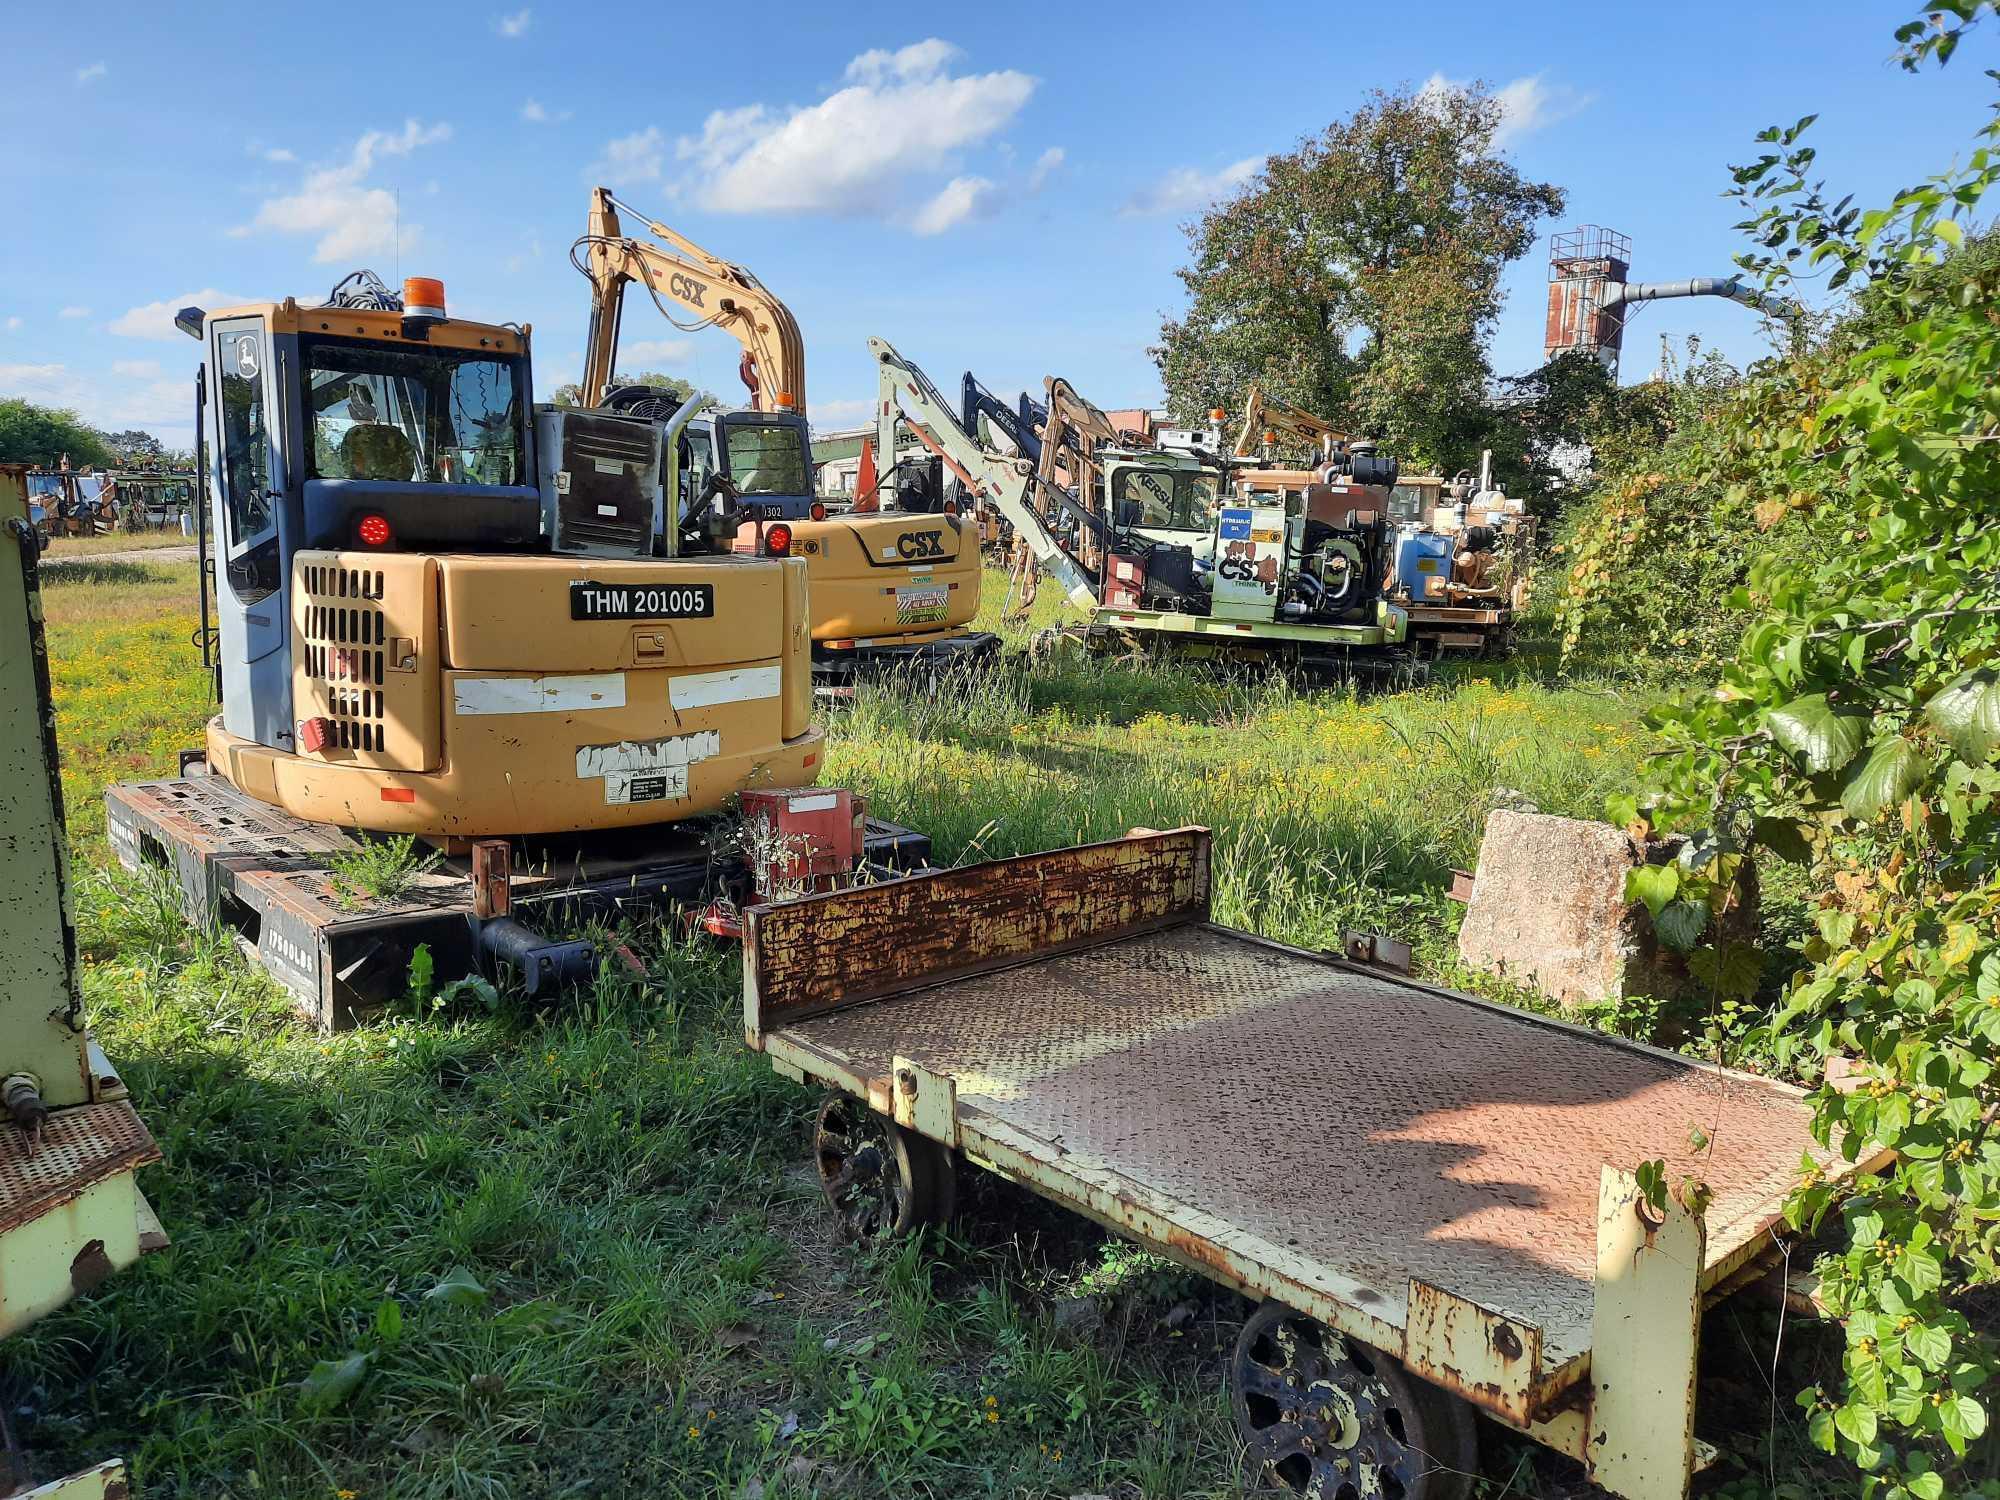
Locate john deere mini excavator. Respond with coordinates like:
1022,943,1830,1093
574,188,994,687
108,271,919,1026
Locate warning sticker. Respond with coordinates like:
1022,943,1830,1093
577,730,721,804
605,770,682,804
895,585,950,624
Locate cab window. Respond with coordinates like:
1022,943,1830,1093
722,421,808,497
1113,466,1205,530
302,336,525,486
216,324,273,551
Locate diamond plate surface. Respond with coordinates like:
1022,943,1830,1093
0,1102,160,1233
789,924,1828,1363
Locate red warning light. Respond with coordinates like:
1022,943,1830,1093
764,523,793,556
357,513,393,548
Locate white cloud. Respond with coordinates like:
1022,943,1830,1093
496,7,530,37
844,39,960,86
237,120,452,263
59,306,91,319
521,98,571,125
0,362,196,445
75,61,106,85
642,38,1033,220
619,338,695,366
1420,71,1593,149
246,140,296,163
113,359,162,378
1027,146,1064,192
0,364,77,403
811,398,874,429
109,289,251,341
3,317,19,332
590,126,669,187
1120,156,1262,217
911,176,997,236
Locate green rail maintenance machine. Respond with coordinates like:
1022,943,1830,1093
0,486,165,1496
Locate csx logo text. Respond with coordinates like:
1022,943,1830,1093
896,531,946,559
669,273,707,308
1217,556,1258,582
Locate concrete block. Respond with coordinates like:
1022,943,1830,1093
1454,810,1755,1010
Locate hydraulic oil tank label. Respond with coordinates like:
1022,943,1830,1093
1219,508,1253,541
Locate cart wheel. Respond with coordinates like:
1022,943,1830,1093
1232,1301,1476,1500
813,1093,954,1242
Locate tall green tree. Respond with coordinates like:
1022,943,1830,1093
1156,82,1564,469
0,398,113,467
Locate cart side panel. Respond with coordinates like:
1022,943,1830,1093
743,827,1211,1040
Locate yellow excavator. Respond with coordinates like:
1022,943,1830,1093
1232,381,1350,469
575,188,995,686
105,268,924,1024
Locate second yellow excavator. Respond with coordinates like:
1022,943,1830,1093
575,189,994,686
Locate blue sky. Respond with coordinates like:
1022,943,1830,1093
2,2,1992,452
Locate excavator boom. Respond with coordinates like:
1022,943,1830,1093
578,187,805,413
1232,382,1348,464
870,337,1098,611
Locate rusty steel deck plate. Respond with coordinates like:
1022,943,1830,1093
0,1102,160,1234
782,923,1831,1374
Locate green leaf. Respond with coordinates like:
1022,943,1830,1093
1925,669,2000,765
1936,217,1965,248
1770,694,1868,774
1654,899,1710,952
1905,1322,1951,1370
1627,863,1680,917
1834,1399,1879,1448
374,1298,403,1344
1688,941,1763,1000
1840,737,1927,822
1898,1247,1944,1298
1752,815,1814,864
1940,1393,1986,1454
299,1351,370,1414
424,1267,489,1308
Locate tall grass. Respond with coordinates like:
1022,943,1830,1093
11,561,1671,1498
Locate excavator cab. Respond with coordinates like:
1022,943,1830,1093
182,275,820,840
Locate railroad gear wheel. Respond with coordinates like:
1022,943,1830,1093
1231,1301,1476,1500
813,1093,954,1241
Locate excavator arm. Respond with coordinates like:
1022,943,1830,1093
1232,382,1348,464
962,372,1038,463
869,338,1099,611
576,187,806,413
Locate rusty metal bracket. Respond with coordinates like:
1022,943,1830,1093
471,839,511,920
890,1056,958,1150
1341,930,1412,975
1403,1280,1545,1426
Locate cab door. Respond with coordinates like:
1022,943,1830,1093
207,316,293,749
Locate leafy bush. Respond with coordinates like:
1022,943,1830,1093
1622,14,2000,1487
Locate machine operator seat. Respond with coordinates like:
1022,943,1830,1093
340,423,418,482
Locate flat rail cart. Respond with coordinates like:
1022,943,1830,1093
742,829,1872,1500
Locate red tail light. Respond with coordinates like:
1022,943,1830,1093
810,501,827,522
356,513,393,548
764,522,793,556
